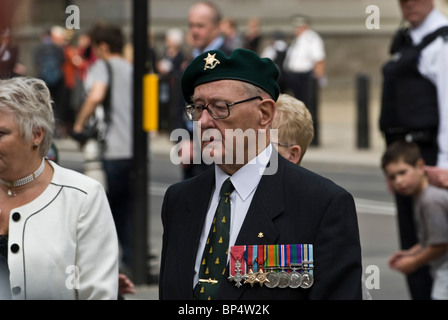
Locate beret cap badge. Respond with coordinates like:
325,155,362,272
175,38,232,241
203,53,220,70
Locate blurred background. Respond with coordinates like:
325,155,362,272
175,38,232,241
7,0,448,86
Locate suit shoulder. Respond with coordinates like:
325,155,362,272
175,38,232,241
281,157,349,194
166,167,214,195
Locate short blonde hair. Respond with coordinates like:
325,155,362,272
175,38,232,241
272,93,314,163
0,77,54,157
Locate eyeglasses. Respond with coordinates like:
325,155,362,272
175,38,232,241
185,96,262,121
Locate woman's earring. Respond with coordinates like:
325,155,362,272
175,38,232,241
32,143,39,151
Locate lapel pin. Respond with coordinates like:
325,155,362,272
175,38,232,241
258,232,264,238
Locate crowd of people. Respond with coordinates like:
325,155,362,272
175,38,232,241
0,0,447,301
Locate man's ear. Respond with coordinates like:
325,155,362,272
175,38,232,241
259,98,276,128
289,145,302,165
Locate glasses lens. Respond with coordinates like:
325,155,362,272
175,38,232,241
208,103,229,119
185,105,197,120
185,103,230,120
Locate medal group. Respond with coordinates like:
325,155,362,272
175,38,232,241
228,244,314,289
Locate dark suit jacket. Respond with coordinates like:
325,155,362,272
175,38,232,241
159,153,362,300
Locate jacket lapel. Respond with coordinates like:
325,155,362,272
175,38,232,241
182,169,215,295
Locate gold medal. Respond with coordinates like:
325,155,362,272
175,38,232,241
255,267,270,287
244,268,259,287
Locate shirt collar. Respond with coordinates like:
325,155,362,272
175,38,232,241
410,8,448,44
193,36,225,58
215,144,272,202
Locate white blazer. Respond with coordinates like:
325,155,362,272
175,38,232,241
7,161,119,299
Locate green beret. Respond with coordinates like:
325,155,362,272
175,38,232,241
181,48,280,103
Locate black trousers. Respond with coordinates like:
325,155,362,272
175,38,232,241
284,71,313,106
103,159,133,268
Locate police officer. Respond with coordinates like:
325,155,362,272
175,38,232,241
283,15,326,108
379,0,448,300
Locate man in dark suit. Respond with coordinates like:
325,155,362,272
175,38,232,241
188,1,232,58
159,48,362,300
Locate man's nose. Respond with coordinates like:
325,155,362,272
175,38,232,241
198,108,214,128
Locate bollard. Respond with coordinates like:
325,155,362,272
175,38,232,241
356,73,370,149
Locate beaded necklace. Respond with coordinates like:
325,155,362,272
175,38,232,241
0,158,45,197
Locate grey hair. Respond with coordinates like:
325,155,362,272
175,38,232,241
239,81,269,99
0,77,55,157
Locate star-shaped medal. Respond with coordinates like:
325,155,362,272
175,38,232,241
243,268,259,287
255,267,270,287
203,53,220,70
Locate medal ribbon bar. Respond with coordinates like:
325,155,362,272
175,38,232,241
229,244,314,288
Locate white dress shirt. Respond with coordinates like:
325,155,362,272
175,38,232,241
410,8,448,168
193,144,272,286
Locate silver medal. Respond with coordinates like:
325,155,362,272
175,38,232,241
264,270,279,288
277,270,290,288
228,260,245,288
289,270,302,288
300,271,314,289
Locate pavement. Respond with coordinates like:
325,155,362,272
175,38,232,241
54,85,388,300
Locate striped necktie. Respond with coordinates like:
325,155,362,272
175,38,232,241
194,178,235,300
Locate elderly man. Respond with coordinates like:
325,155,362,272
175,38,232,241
379,0,448,300
159,49,362,300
